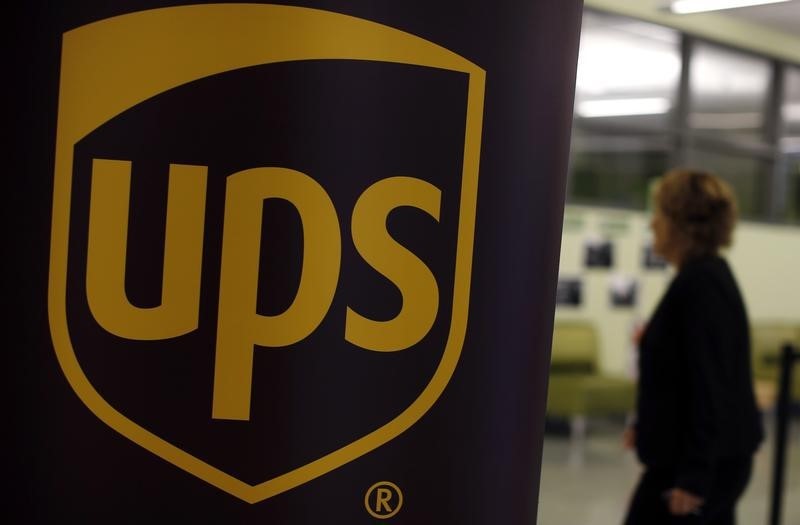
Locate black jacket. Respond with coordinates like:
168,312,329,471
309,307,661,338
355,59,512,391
635,254,763,498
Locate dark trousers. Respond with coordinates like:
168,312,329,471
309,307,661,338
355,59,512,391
623,457,753,525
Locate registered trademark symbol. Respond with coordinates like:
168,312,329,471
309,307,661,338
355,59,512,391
364,481,403,519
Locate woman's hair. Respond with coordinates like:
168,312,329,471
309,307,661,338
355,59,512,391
654,168,738,258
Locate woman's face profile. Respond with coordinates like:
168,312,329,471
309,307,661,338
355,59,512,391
650,206,672,263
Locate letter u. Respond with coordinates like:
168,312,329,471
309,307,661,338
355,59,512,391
86,159,207,340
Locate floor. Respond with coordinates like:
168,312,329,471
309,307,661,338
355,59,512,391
537,415,800,525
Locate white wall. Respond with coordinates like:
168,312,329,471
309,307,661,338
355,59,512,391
554,205,800,376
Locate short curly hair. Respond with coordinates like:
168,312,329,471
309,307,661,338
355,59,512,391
654,169,738,258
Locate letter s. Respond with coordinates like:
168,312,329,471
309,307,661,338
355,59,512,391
345,176,440,352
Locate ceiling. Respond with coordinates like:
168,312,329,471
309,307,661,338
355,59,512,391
584,0,800,64
710,1,800,37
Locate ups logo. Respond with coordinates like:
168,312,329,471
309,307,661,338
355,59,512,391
49,4,484,503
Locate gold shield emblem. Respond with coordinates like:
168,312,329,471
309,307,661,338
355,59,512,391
49,4,485,503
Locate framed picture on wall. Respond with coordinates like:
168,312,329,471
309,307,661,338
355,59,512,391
555,277,582,307
609,274,637,308
584,235,613,268
642,242,667,269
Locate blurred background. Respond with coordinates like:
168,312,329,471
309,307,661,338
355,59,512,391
539,1,800,523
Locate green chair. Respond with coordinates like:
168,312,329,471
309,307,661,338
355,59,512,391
751,322,800,405
546,321,636,463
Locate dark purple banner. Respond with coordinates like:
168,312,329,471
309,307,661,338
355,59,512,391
9,2,582,523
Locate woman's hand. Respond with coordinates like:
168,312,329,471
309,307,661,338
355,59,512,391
622,426,636,450
666,488,704,516
632,323,646,346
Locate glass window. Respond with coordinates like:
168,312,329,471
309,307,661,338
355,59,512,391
569,133,671,209
570,11,679,209
569,12,796,223
780,68,800,222
782,66,800,153
685,147,771,219
574,11,681,132
786,156,800,223
689,43,771,144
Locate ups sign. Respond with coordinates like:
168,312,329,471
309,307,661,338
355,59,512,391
49,4,484,504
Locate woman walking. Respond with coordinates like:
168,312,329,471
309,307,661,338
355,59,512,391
624,169,763,525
